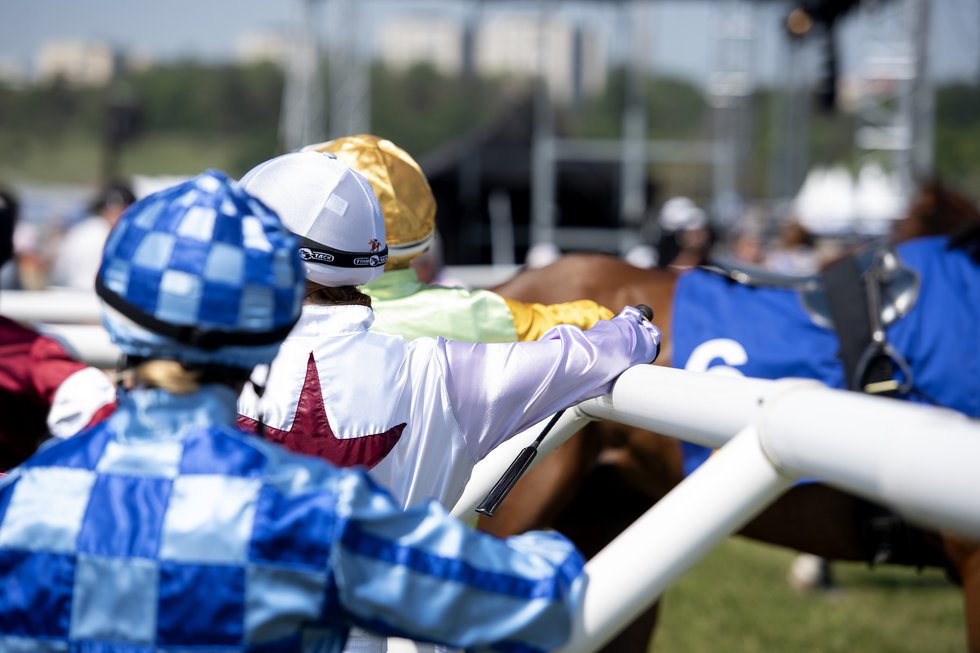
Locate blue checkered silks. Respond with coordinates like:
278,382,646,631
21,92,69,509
96,169,306,370
0,392,586,652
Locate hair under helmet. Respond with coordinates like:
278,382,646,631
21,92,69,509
96,169,305,370
239,151,388,287
303,135,436,267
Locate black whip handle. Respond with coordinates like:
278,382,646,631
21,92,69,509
475,409,565,516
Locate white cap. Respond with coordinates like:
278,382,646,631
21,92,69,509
240,151,388,287
659,196,707,232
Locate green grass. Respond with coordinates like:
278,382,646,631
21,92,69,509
650,537,964,652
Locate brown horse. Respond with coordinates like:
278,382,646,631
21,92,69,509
476,182,980,652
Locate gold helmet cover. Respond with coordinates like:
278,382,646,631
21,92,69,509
303,135,436,267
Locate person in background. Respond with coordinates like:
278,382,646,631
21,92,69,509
49,180,135,290
0,169,589,652
624,196,716,269
0,186,116,470
303,135,616,342
655,196,714,268
765,220,821,275
0,189,22,289
1,219,48,291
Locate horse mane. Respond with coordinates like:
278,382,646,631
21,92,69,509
893,180,980,262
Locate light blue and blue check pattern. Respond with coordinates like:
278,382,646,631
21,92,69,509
98,170,305,368
0,387,585,653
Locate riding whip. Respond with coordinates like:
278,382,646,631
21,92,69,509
475,304,654,517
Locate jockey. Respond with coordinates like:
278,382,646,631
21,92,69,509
237,150,661,510
0,170,589,653
302,134,616,342
0,188,115,470
289,137,630,653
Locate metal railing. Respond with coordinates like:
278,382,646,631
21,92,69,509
455,364,980,653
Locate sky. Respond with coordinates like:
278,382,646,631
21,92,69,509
1,0,978,88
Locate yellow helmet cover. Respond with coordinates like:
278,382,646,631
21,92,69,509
304,135,436,266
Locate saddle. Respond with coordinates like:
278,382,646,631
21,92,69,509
704,240,921,395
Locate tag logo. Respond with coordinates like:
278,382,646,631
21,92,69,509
353,253,388,267
299,247,334,263
369,238,382,252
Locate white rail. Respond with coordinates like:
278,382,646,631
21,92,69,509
456,364,980,653
1,289,102,324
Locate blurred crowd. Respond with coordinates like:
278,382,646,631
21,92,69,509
1,181,135,291
0,171,900,295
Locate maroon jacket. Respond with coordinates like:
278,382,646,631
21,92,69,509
0,316,115,470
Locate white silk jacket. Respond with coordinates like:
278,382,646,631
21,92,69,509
238,303,660,510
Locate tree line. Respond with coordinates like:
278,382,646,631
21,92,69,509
0,60,977,201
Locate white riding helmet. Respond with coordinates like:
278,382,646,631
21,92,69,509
239,151,388,287
302,135,436,268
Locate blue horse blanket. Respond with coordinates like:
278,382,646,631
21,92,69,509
671,235,980,475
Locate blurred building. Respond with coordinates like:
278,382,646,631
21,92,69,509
378,12,606,103
237,30,292,66
378,17,462,76
34,40,152,86
36,40,116,86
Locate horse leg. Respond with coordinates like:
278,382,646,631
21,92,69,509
740,484,949,566
942,534,980,652
476,427,601,537
552,465,662,653
545,428,683,653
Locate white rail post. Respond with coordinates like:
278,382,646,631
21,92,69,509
556,425,792,653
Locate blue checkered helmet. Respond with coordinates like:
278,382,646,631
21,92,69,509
96,169,305,371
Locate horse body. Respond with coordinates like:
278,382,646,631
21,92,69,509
478,234,980,651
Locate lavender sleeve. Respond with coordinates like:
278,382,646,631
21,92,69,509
441,306,661,461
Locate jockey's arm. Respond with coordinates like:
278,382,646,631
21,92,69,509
503,297,615,342
28,334,117,439
440,306,661,461
331,469,586,652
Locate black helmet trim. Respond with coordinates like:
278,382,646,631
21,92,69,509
95,274,300,351
297,236,388,269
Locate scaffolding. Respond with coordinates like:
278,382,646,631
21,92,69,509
707,0,756,229
279,0,326,152
853,0,933,195
530,0,735,258
281,1,943,257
